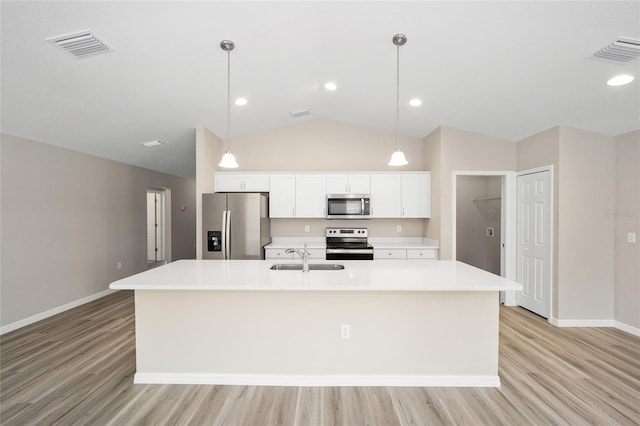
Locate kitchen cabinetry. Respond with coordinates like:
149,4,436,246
370,173,430,218
370,174,402,217
269,174,296,217
326,174,370,194
215,173,269,192
269,174,325,218
374,248,438,260
265,247,325,260
401,173,430,218
295,174,326,218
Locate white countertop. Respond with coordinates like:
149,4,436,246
110,259,521,292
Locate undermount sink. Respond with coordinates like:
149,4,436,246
270,263,345,271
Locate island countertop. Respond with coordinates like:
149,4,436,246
110,259,522,292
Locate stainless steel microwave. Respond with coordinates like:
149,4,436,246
326,194,371,219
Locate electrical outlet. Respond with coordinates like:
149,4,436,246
396,225,402,233
117,261,122,270
340,324,351,339
304,225,310,233
628,232,637,244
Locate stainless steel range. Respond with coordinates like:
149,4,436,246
325,227,374,260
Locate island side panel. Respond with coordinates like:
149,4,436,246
134,290,499,385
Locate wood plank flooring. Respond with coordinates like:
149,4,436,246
2,290,639,425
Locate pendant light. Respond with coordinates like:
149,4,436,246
218,40,239,168
388,33,408,166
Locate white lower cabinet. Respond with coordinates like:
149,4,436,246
265,247,325,260
406,249,438,259
374,249,406,259
374,248,438,260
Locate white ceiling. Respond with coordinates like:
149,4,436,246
2,1,639,178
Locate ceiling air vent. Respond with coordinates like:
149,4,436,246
46,30,113,59
592,37,640,63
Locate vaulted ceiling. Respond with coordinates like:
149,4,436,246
2,1,639,178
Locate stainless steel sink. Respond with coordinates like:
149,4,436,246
270,263,345,271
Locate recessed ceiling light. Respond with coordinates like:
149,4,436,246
235,97,248,106
324,82,337,91
141,140,163,148
409,98,422,107
606,74,634,86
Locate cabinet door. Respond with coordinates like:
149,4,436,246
348,174,371,194
296,174,326,218
269,175,296,218
326,174,348,194
401,173,430,218
243,174,270,192
215,173,244,192
370,174,402,217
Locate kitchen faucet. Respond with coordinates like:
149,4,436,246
285,244,310,272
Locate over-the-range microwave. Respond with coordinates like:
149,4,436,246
326,194,371,219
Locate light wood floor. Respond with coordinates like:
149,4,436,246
2,291,639,425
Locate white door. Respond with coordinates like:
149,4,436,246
268,174,296,218
401,173,430,218
516,170,551,318
295,174,326,218
370,174,402,217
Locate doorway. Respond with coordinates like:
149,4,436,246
516,168,552,319
452,171,517,305
147,189,168,268
456,175,503,275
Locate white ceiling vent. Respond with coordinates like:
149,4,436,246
46,30,113,59
592,37,640,63
290,109,311,118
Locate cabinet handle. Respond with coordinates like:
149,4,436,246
402,208,405,216
292,208,295,216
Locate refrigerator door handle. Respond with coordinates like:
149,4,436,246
221,209,228,259
227,210,233,259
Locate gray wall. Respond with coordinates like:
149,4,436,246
1,133,196,327
614,130,640,329
456,176,502,275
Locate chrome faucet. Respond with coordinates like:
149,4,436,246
285,244,310,272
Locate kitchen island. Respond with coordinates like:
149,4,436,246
110,259,522,387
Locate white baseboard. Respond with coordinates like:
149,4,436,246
0,288,118,335
552,318,616,327
134,373,500,388
614,321,640,338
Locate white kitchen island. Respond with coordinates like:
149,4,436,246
110,259,522,387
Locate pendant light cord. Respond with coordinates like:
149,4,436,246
226,48,231,152
395,42,400,150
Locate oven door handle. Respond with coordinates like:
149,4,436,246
326,248,374,254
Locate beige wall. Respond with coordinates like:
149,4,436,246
614,130,640,329
437,126,516,259
558,127,615,320
216,119,424,172
1,134,196,327
423,127,442,241
195,126,221,258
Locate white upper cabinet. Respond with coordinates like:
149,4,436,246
215,173,269,192
295,174,326,218
401,173,430,218
269,174,296,218
370,174,402,218
262,171,429,219
326,174,371,194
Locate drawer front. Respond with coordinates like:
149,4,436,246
265,249,294,260
374,249,406,259
406,249,438,260
307,248,326,260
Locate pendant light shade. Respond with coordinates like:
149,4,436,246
388,148,408,166
218,151,238,168
388,33,408,167
218,39,239,168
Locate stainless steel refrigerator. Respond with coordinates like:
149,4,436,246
202,193,270,260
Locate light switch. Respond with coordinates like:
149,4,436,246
628,232,637,244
